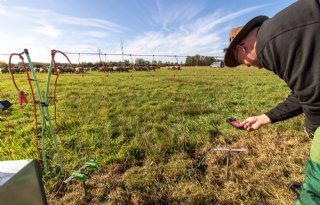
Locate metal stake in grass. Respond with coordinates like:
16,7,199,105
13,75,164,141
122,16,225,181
210,148,246,180
64,160,100,197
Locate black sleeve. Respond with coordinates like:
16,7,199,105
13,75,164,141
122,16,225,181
265,92,303,123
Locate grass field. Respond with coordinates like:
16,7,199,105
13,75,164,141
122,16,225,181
0,66,310,204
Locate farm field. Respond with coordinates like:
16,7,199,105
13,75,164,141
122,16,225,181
0,66,309,204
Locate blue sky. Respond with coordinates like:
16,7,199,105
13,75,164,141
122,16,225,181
0,0,296,63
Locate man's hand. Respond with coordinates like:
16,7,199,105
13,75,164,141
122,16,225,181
240,114,271,131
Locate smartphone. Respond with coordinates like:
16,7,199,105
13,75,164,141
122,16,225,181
226,117,244,129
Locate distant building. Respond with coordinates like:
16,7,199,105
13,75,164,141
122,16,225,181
210,61,224,68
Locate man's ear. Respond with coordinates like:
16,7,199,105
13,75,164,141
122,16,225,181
237,44,247,54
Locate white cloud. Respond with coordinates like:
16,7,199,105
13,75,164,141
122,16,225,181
0,4,9,16
124,3,271,60
152,0,204,31
59,16,126,33
0,4,126,63
18,36,38,44
195,4,271,34
35,24,62,38
0,2,271,63
81,31,108,38
12,6,127,33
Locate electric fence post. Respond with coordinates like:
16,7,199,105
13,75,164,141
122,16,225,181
210,148,247,180
24,48,49,171
45,51,64,172
24,49,74,172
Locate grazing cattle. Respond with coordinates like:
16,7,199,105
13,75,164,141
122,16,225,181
121,66,130,72
10,67,21,74
98,66,113,72
113,66,120,72
59,66,74,73
75,67,84,74
19,67,25,73
166,65,181,70
149,65,156,71
174,65,181,70
34,67,40,73
133,65,141,71
132,65,157,71
0,67,8,74
89,66,98,71
39,67,47,73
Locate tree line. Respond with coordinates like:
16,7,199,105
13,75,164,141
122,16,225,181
185,55,218,66
0,54,221,68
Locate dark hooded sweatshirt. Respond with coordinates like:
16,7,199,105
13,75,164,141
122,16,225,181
256,0,320,133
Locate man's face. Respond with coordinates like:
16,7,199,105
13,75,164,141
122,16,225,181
233,27,262,68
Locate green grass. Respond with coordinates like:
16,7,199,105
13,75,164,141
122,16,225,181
0,67,309,204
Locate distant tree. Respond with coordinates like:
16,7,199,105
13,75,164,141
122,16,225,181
194,54,201,66
33,62,43,68
135,58,143,65
124,60,130,66
203,56,215,66
185,56,192,66
135,58,146,65
184,55,215,66
0,61,8,68
80,62,88,67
